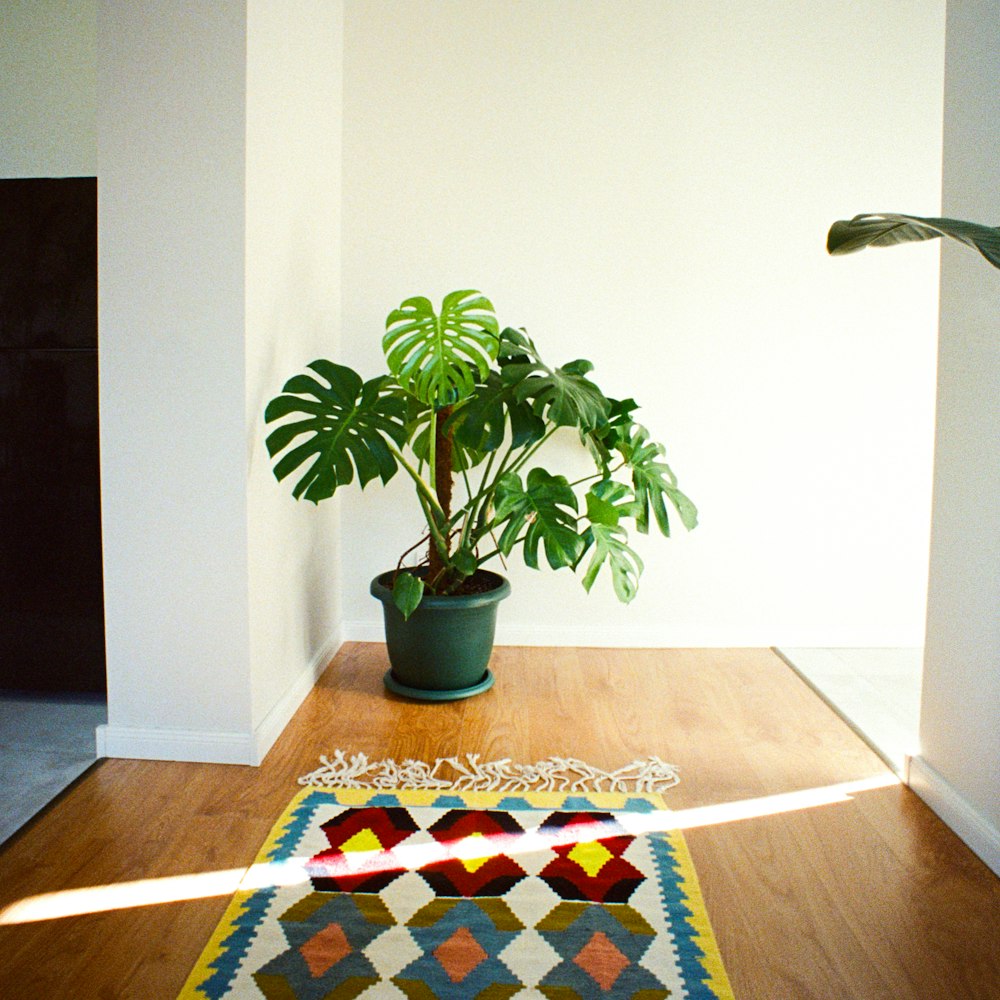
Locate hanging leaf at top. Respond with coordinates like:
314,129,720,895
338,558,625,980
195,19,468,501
827,214,1000,270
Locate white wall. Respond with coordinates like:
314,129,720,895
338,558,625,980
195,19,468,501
339,0,945,647
96,1,345,764
245,0,344,747
97,1,344,764
97,2,255,761
912,0,1000,876
0,0,96,177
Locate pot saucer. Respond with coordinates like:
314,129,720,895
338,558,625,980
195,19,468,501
383,669,495,702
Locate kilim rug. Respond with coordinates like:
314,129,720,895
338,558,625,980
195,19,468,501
178,788,734,999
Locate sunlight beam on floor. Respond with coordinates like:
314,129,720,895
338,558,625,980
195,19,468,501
0,771,900,925
660,772,901,831
0,859,312,926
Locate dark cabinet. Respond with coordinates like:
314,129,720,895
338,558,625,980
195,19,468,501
0,178,105,693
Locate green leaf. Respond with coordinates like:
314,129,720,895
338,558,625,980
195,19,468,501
497,326,542,363
583,397,640,473
580,522,644,604
451,548,478,578
493,468,584,571
383,290,500,406
446,371,546,453
584,480,642,527
392,572,424,620
585,489,620,527
664,484,699,533
619,424,698,535
507,357,611,431
827,214,1000,270
264,361,408,504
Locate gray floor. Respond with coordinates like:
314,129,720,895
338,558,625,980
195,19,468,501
0,692,106,845
777,647,922,776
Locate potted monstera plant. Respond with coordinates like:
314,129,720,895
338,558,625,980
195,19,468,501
264,290,697,700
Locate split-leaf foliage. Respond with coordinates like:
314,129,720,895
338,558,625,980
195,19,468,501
265,292,697,619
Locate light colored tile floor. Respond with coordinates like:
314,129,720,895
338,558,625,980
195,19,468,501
0,693,106,844
776,647,922,776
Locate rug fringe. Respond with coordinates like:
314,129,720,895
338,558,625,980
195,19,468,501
298,750,680,793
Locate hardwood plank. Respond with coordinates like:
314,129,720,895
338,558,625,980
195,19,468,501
0,644,997,999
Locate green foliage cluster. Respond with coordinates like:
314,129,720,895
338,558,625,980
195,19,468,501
265,290,696,618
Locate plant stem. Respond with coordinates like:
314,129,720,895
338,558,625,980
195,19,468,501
427,406,455,584
388,443,445,523
505,426,558,478
452,449,499,530
567,462,624,489
416,491,451,572
476,534,527,565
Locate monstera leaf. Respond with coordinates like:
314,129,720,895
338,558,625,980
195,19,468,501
264,360,408,503
619,424,698,536
583,479,643,527
579,522,644,603
828,214,1000,270
583,397,640,475
497,325,542,363
493,468,584,570
446,371,546,452
505,357,611,430
383,290,500,406
577,480,644,602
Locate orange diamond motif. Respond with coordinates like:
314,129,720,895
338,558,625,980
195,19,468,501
299,921,352,978
572,930,631,991
433,925,489,983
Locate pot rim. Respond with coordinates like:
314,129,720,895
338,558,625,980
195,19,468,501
370,569,511,610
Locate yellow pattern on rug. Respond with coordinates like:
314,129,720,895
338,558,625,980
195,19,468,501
179,788,735,999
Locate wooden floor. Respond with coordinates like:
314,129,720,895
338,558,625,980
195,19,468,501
1,645,998,999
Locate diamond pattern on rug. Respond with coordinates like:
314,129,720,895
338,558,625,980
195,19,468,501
307,806,419,893
251,892,394,999
177,789,735,1000
536,900,668,998
393,897,524,997
537,812,645,902
418,808,528,897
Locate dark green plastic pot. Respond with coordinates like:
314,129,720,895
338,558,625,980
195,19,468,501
370,570,511,701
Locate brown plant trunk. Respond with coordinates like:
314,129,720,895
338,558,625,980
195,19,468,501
427,406,453,588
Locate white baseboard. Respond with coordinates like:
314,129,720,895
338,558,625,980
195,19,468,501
97,631,342,766
252,630,342,763
908,754,1000,877
96,723,259,765
343,620,921,648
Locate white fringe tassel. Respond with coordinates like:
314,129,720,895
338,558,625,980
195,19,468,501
299,750,680,794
